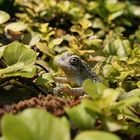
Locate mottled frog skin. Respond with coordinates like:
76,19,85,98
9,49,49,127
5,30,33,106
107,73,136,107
54,52,102,96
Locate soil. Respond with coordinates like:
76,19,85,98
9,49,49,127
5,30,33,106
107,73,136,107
0,94,81,117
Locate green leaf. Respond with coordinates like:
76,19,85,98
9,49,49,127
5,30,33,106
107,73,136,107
112,39,131,59
36,42,53,56
1,108,70,140
2,66,36,78
2,115,34,140
0,62,24,76
82,99,102,114
115,96,140,111
0,45,6,59
92,18,105,29
105,117,124,132
114,94,140,123
0,137,7,140
129,5,140,17
48,38,63,49
101,88,121,108
0,10,10,24
83,79,107,99
0,41,37,78
82,86,121,115
35,73,54,85
79,18,92,29
136,81,140,88
108,10,124,22
3,41,36,66
74,131,121,140
5,22,27,32
22,32,41,46
70,25,83,35
126,122,140,135
102,64,119,79
65,103,96,130
84,39,102,47
106,2,125,13
104,38,132,59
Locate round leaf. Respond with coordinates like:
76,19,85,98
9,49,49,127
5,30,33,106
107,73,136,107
83,79,107,99
3,41,37,66
75,131,121,140
0,10,10,24
66,103,96,130
22,32,41,46
2,115,33,140
1,109,70,140
5,22,27,32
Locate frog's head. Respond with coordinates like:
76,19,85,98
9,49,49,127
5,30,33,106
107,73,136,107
57,52,84,85
57,52,83,72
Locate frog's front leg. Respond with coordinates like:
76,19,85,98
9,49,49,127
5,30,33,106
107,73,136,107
53,83,86,96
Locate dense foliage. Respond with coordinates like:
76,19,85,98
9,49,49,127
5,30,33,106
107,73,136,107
0,0,140,140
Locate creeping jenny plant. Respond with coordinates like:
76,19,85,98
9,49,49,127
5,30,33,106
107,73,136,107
0,0,140,139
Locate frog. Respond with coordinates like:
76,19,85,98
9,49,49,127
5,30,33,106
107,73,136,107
54,52,102,96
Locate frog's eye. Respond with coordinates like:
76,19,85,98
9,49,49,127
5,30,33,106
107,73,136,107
69,57,79,66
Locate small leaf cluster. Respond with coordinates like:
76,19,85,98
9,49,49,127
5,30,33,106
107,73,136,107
0,108,121,140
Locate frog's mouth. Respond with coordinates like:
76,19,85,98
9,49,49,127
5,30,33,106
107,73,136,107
58,63,73,71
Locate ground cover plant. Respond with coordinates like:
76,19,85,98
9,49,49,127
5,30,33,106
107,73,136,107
0,0,140,139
